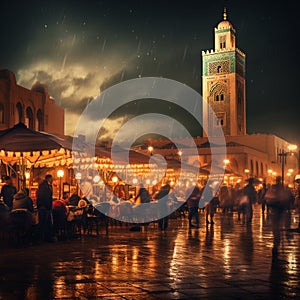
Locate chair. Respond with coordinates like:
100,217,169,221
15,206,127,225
9,209,33,244
92,203,110,234
67,207,85,237
52,209,67,240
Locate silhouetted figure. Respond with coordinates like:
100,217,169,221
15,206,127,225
0,175,17,210
258,182,268,214
219,185,233,213
135,184,151,203
36,174,54,242
206,196,219,225
155,183,171,231
266,176,293,256
242,178,257,224
68,193,81,206
186,185,201,227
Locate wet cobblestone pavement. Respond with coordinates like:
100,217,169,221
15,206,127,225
0,205,300,299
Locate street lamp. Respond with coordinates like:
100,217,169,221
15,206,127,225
75,172,82,195
224,159,230,165
278,144,297,186
57,169,64,199
148,146,153,156
244,169,250,179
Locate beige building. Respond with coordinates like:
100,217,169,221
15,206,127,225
0,69,64,135
200,9,298,185
135,9,299,186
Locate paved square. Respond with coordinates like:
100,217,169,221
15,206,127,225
0,206,299,299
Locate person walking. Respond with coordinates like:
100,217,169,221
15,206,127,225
258,182,268,214
36,174,54,242
242,178,257,224
135,183,151,204
155,182,171,231
186,184,201,228
265,176,294,257
0,175,17,210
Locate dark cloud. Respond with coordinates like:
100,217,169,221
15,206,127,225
1,0,299,142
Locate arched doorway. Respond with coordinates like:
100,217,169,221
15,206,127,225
25,107,34,130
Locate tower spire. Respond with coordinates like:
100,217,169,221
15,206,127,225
223,7,227,20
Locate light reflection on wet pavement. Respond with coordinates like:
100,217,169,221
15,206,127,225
0,205,299,299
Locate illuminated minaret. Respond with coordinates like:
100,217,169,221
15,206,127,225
202,8,246,137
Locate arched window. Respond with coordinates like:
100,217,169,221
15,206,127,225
0,103,4,124
36,109,43,131
25,107,34,130
250,159,254,176
211,83,226,103
16,102,23,123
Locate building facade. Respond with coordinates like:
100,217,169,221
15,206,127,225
0,69,64,135
135,9,299,186
202,8,246,137
200,9,298,184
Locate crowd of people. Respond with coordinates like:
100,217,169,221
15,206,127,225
184,175,299,257
1,173,299,255
0,174,94,244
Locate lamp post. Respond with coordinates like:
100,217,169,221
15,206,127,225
244,169,250,179
278,144,297,186
57,169,64,199
148,146,153,156
75,172,82,195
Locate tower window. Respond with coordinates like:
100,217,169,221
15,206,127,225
217,65,222,73
215,95,219,101
215,112,226,127
219,36,226,49
220,94,224,101
216,118,224,126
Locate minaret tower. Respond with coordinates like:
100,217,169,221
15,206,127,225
202,8,246,137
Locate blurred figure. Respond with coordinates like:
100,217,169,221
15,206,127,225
68,193,81,206
11,189,35,241
12,189,34,213
52,194,68,239
186,184,201,228
80,177,93,200
205,196,219,225
242,178,257,223
202,181,218,225
155,182,171,231
36,174,54,242
135,183,151,204
0,175,17,210
258,182,268,214
266,176,294,256
219,185,233,213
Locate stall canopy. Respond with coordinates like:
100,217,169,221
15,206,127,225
0,122,76,168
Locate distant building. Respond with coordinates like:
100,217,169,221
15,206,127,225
0,69,64,135
202,7,246,137
199,9,298,184
135,9,299,186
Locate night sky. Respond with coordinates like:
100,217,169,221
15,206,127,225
1,0,299,144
